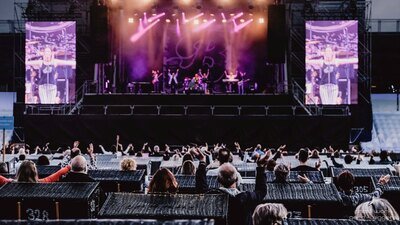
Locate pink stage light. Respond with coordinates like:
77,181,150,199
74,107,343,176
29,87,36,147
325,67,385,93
221,12,226,20
231,12,244,21
184,13,204,24
130,19,160,42
234,19,253,32
193,19,216,32
182,12,186,24
176,19,181,36
148,12,166,23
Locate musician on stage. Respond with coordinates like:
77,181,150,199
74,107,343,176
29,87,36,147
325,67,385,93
151,70,162,93
200,69,210,94
238,71,247,95
224,70,238,93
225,70,238,81
168,69,179,94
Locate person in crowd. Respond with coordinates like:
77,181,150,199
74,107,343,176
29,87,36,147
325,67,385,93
37,155,50,166
149,145,163,157
370,150,392,165
15,153,26,172
182,152,194,163
0,162,8,174
343,153,362,164
354,198,399,221
251,144,265,159
148,168,178,194
0,160,70,184
310,149,320,159
99,135,129,155
62,142,97,169
120,158,137,171
291,148,320,171
180,160,196,175
60,155,95,182
337,170,390,208
206,147,243,185
273,163,290,183
266,159,277,172
252,203,288,225
195,148,268,225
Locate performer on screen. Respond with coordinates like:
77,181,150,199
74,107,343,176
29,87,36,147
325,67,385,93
319,46,340,105
25,46,76,104
26,67,40,103
168,69,179,94
152,70,162,93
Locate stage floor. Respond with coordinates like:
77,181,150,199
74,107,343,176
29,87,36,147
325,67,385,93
84,93,294,106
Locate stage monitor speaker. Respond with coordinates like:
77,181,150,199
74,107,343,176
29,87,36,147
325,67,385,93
90,5,109,63
267,5,287,64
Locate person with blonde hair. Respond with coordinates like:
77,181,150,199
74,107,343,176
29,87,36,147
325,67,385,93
120,158,137,171
252,203,288,225
354,198,399,221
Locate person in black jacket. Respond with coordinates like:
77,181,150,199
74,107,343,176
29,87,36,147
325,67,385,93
291,148,320,172
60,155,95,182
195,149,268,225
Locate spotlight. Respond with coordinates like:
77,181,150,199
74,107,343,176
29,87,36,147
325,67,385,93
230,13,235,17
258,18,264,24
203,19,208,23
166,19,171,23
148,19,153,23
210,13,215,17
240,19,245,23
222,19,227,23
128,17,134,23
194,19,200,25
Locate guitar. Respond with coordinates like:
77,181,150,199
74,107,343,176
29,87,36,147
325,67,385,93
238,79,250,85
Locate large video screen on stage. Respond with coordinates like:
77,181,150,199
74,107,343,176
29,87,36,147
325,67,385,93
305,20,358,105
25,22,76,104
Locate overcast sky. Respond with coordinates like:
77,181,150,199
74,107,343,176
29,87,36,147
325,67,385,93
0,0,399,21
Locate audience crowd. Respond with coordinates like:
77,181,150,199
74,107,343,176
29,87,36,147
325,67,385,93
1,137,400,225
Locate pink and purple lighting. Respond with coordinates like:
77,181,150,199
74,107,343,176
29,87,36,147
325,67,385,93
234,19,253,32
193,19,217,32
130,19,161,42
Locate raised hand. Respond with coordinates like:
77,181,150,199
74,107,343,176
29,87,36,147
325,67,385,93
378,174,390,185
298,174,311,183
256,152,269,167
315,160,321,170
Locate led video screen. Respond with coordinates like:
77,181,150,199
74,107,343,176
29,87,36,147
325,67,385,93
25,22,76,104
305,20,358,105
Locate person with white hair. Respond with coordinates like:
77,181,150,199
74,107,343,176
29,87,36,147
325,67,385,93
195,149,269,225
60,155,95,182
354,198,399,221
